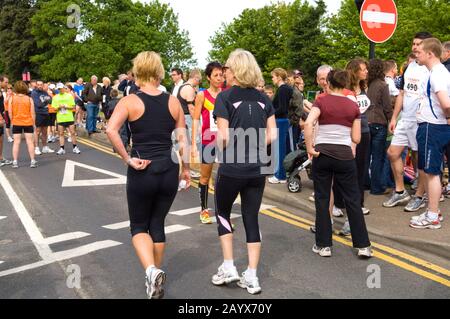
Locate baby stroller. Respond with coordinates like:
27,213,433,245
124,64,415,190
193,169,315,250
283,143,313,193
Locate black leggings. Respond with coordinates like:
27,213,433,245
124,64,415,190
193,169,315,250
215,174,266,243
334,132,370,208
313,154,371,248
126,163,178,242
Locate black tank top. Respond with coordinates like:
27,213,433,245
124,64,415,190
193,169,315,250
129,91,176,161
176,83,195,115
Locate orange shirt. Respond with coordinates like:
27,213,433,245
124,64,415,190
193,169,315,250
10,95,34,126
48,90,57,114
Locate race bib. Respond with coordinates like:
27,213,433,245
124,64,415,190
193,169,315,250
60,107,67,114
357,94,371,114
404,77,420,97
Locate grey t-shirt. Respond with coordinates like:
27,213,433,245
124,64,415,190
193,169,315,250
213,86,275,178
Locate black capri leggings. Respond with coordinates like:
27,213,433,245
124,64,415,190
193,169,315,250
126,162,178,242
214,174,266,243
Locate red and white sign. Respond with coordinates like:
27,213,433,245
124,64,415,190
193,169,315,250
360,0,398,43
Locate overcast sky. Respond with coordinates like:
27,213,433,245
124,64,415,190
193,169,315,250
139,0,343,67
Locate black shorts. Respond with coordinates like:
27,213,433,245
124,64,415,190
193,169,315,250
12,126,34,134
35,114,51,127
0,126,3,136
58,121,75,128
48,113,57,126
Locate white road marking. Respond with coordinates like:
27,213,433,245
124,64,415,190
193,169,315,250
362,10,396,24
0,216,7,221
0,261,4,265
0,171,52,260
169,207,200,216
260,204,275,211
165,224,191,234
0,241,121,278
62,160,126,187
42,232,91,245
102,221,130,230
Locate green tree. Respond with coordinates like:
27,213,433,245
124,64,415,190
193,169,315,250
0,0,39,79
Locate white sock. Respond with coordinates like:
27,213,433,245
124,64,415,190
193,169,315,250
145,265,156,278
223,260,234,271
427,211,439,220
245,268,257,279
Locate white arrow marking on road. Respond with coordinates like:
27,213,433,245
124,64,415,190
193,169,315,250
62,160,126,187
0,240,122,278
362,10,396,24
0,171,53,260
0,216,7,221
42,232,91,245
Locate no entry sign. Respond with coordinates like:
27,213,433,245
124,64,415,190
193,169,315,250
360,0,398,43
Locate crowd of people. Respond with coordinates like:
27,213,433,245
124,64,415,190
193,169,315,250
1,31,449,299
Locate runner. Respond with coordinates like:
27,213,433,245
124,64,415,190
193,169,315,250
410,38,450,229
73,78,85,128
106,51,190,299
47,83,58,144
51,84,81,155
384,32,433,210
8,81,37,168
31,80,54,155
191,61,224,224
212,49,277,295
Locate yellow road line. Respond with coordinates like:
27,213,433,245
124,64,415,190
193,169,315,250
82,138,450,287
261,209,450,288
268,207,450,278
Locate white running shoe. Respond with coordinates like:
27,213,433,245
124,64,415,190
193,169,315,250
51,136,57,143
211,264,240,286
332,206,344,217
42,146,55,154
7,136,13,143
268,176,287,184
409,212,442,229
190,170,201,179
362,207,370,215
12,160,18,169
312,244,332,257
308,192,315,202
145,268,166,299
56,148,66,155
237,272,262,295
68,136,72,143
35,147,42,156
30,160,38,168
72,146,81,154
357,247,373,259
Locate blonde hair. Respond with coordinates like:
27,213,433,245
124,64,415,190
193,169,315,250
226,49,263,88
271,68,288,81
188,69,202,79
421,38,442,58
102,77,111,85
132,51,165,84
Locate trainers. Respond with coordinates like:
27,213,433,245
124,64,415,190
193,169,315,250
411,211,444,223
308,192,315,202
190,170,201,179
30,160,38,168
383,190,411,208
0,159,12,166
72,146,81,154
200,210,212,224
51,136,57,143
68,136,72,143
7,136,13,143
237,272,262,295
42,146,55,154
145,268,166,299
34,147,42,156
409,212,442,229
47,136,53,143
362,207,370,215
332,206,344,217
357,247,373,259
211,264,240,286
404,196,426,212
338,219,351,237
268,176,287,184
312,244,332,257
56,148,66,155
12,161,18,169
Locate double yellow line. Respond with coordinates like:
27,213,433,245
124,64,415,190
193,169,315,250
81,138,450,288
